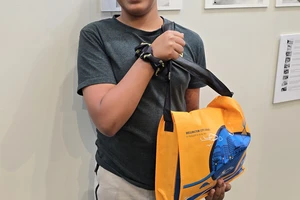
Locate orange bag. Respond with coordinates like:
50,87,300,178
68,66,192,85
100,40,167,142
155,23,251,200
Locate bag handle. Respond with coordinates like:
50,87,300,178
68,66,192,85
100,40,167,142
173,58,233,97
162,22,233,132
162,22,233,97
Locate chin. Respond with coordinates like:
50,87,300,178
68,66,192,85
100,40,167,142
119,0,156,16
127,8,151,17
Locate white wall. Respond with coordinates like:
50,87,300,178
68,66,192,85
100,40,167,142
0,1,299,200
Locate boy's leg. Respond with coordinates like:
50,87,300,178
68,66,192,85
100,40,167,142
95,165,155,200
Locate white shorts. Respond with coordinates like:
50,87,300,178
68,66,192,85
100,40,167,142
95,165,155,200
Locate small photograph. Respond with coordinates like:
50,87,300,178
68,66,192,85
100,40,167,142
159,0,170,6
205,0,269,9
281,87,287,92
285,57,291,63
284,69,290,74
283,75,289,80
276,0,300,7
282,81,288,86
287,40,294,45
287,44,293,51
286,51,292,56
213,0,263,4
284,64,290,68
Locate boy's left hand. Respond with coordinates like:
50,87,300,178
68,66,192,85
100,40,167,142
205,179,231,200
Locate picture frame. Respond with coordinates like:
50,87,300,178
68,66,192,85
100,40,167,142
273,33,300,104
276,0,300,7
205,0,269,9
101,0,182,12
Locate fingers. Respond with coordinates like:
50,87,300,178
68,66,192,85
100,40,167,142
151,30,185,60
168,30,184,39
168,31,185,47
173,35,186,49
172,43,184,58
169,31,185,59
225,183,231,192
213,179,226,200
206,179,230,200
205,189,215,200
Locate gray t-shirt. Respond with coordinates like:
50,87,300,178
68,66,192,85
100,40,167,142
77,15,206,190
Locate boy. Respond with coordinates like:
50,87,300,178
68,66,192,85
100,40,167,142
77,0,231,199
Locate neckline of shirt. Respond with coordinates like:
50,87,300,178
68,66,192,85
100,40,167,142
112,14,169,36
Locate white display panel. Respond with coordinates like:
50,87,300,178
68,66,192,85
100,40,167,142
273,34,300,103
205,0,269,9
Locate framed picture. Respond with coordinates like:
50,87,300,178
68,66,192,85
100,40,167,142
101,0,182,12
205,0,269,9
276,0,300,7
273,33,300,103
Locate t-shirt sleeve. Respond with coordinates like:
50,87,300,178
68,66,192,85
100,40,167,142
77,27,116,96
188,33,207,89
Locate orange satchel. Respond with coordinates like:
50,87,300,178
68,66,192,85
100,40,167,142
155,22,251,200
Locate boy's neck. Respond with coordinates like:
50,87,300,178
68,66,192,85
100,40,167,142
117,10,163,32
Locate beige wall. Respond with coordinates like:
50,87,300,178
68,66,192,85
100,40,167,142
0,1,299,200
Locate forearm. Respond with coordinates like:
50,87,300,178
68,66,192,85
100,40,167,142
83,30,185,137
96,58,154,136
185,88,200,112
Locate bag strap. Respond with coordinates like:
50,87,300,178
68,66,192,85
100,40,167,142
173,58,233,97
161,22,233,132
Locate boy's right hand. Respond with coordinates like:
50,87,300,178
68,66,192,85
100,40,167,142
151,30,185,61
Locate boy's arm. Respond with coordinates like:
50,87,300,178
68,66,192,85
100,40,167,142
185,88,200,112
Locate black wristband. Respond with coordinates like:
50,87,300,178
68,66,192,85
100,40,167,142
135,43,165,76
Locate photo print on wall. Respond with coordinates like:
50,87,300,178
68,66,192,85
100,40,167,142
205,0,269,9
276,0,300,7
273,34,300,104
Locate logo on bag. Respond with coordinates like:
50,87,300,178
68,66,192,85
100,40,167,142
186,128,210,137
200,133,223,142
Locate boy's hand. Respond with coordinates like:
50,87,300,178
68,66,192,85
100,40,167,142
151,30,185,61
205,179,231,200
